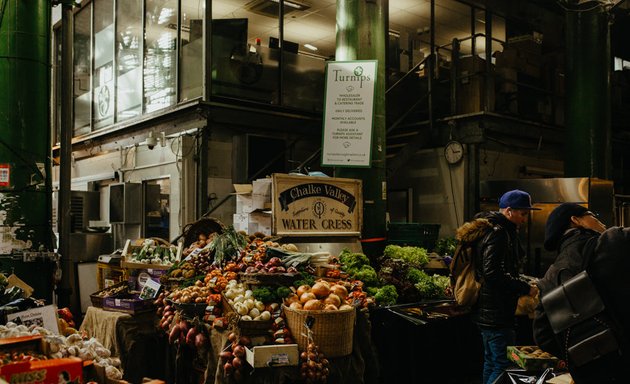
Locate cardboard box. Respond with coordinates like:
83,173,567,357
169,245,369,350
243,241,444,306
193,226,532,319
103,293,155,314
252,178,272,197
245,344,299,368
233,212,272,236
127,268,168,292
507,346,559,371
248,212,272,235
0,335,44,353
0,357,82,384
236,194,255,214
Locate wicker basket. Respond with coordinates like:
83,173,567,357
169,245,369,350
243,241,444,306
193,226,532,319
282,304,355,357
181,217,225,248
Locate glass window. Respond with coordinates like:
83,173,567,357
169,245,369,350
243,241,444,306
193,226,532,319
144,179,170,240
180,0,204,101
144,0,178,113
93,0,115,129
211,1,279,104
282,0,329,111
116,0,143,122
73,4,92,135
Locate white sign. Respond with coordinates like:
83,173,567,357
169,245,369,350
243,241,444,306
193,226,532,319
7,305,60,334
321,60,378,167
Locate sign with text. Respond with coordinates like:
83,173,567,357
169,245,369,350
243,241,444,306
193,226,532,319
321,60,377,167
272,174,362,236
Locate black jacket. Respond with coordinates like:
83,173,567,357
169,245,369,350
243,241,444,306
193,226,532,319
533,227,630,384
533,228,599,357
472,211,531,328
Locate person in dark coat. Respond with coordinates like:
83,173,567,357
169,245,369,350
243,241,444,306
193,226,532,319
533,202,630,383
472,190,539,384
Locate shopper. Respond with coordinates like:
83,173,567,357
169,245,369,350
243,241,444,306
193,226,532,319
472,189,539,384
533,203,630,383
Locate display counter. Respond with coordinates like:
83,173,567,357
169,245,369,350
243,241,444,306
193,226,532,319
80,306,163,383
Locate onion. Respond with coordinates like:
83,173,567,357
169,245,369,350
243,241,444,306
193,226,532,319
232,357,243,369
311,282,331,299
323,293,341,308
330,285,348,300
290,302,303,310
339,304,353,311
300,292,316,303
233,345,245,358
219,351,233,362
324,304,338,311
285,294,299,305
303,299,324,311
296,285,311,297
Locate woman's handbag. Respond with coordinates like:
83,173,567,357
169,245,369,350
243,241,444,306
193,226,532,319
541,269,620,367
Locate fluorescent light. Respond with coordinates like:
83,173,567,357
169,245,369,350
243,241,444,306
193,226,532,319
304,43,318,51
270,0,305,10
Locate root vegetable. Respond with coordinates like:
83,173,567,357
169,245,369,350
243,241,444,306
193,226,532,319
168,325,181,344
304,299,324,311
311,282,330,299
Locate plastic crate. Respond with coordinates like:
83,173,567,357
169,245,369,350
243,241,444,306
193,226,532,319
387,223,441,251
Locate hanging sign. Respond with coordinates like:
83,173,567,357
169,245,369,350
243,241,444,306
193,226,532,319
271,174,362,236
321,60,377,168
0,164,9,187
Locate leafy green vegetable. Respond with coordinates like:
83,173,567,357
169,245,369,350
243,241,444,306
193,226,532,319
252,286,276,303
434,237,457,256
339,249,371,270
294,272,315,288
374,285,399,306
350,265,378,287
210,226,247,267
406,267,426,284
412,270,450,299
383,245,429,266
275,286,292,300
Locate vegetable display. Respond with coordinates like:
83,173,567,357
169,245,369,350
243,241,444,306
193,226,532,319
383,244,429,266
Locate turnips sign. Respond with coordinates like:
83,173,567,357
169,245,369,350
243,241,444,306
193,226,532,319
272,174,362,236
321,60,377,168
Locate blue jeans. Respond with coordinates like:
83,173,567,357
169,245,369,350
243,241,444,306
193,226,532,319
479,327,515,384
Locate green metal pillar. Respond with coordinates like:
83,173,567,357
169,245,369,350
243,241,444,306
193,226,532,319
336,0,387,257
565,7,611,178
0,0,54,254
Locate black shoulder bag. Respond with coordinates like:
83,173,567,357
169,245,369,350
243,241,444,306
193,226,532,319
540,238,622,368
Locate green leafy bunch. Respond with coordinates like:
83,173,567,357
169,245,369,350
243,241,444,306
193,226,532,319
383,245,429,266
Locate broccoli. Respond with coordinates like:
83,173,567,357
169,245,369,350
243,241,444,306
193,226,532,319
374,285,399,306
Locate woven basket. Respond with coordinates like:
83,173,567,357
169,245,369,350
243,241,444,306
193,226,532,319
181,217,225,248
282,304,355,357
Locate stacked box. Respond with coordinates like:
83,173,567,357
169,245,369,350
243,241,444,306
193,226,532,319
0,357,82,384
233,178,272,235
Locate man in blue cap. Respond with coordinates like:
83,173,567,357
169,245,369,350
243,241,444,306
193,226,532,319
472,189,540,384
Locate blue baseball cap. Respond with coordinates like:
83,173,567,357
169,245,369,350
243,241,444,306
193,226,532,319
498,189,541,210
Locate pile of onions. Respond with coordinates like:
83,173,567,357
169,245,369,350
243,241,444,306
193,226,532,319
220,332,251,382
300,342,329,383
285,280,352,311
